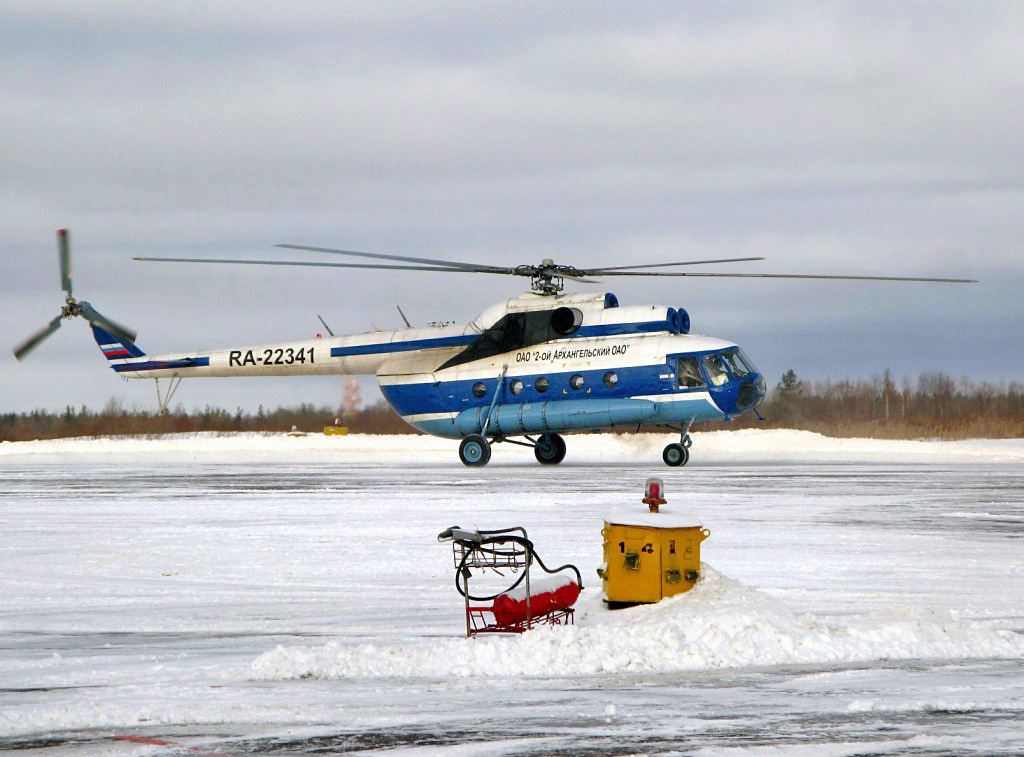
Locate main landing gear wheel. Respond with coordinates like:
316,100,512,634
663,443,689,467
534,432,567,465
459,434,491,466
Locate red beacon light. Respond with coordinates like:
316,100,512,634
642,477,666,512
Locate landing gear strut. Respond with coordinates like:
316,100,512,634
154,376,183,416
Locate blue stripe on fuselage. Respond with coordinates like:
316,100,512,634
330,320,669,358
574,321,667,338
112,357,210,373
331,334,475,357
381,363,689,418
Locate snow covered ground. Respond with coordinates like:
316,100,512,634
1,431,1022,754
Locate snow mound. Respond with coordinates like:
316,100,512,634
249,566,1024,680
3,430,1023,464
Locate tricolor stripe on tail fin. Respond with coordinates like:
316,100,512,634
91,324,145,360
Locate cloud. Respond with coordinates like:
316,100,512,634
3,2,1021,412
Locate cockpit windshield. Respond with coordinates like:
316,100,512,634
677,348,763,411
721,348,753,378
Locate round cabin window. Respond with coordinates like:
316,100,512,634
472,382,487,398
510,379,524,395
535,377,549,393
569,374,584,390
603,371,619,388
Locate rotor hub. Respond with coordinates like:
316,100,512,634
530,267,563,296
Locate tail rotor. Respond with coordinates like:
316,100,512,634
13,229,137,360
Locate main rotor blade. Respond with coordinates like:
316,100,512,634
584,257,765,273
587,271,978,283
134,256,514,274
77,301,137,343
562,273,601,284
13,315,62,361
58,228,72,297
275,244,512,273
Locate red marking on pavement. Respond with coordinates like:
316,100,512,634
109,734,237,756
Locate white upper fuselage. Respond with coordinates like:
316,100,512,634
108,291,728,379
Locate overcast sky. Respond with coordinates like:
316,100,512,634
3,2,1022,415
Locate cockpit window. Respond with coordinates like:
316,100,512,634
721,348,751,378
738,348,758,375
677,356,705,389
702,353,730,386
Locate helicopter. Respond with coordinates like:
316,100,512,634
14,230,975,467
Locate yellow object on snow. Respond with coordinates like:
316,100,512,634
324,426,349,436
600,508,710,606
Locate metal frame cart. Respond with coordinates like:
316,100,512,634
437,526,582,637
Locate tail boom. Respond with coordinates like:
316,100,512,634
92,328,468,379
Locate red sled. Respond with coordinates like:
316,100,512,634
469,575,581,634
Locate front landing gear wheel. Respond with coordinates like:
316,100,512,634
459,434,491,466
534,432,567,465
663,443,689,467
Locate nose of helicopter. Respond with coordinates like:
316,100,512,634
709,373,766,416
737,373,767,413
701,348,767,417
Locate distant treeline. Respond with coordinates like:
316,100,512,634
700,370,1024,439
2,370,1023,442
0,400,412,442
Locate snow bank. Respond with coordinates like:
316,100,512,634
689,429,1024,464
0,431,455,463
249,565,1024,680
2,429,1023,464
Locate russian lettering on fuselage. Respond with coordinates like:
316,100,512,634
516,342,630,363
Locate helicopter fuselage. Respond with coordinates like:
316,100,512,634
92,290,767,445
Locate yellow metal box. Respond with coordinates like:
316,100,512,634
601,511,709,605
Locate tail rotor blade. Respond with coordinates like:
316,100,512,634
58,228,72,297
13,315,62,361
77,301,137,344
